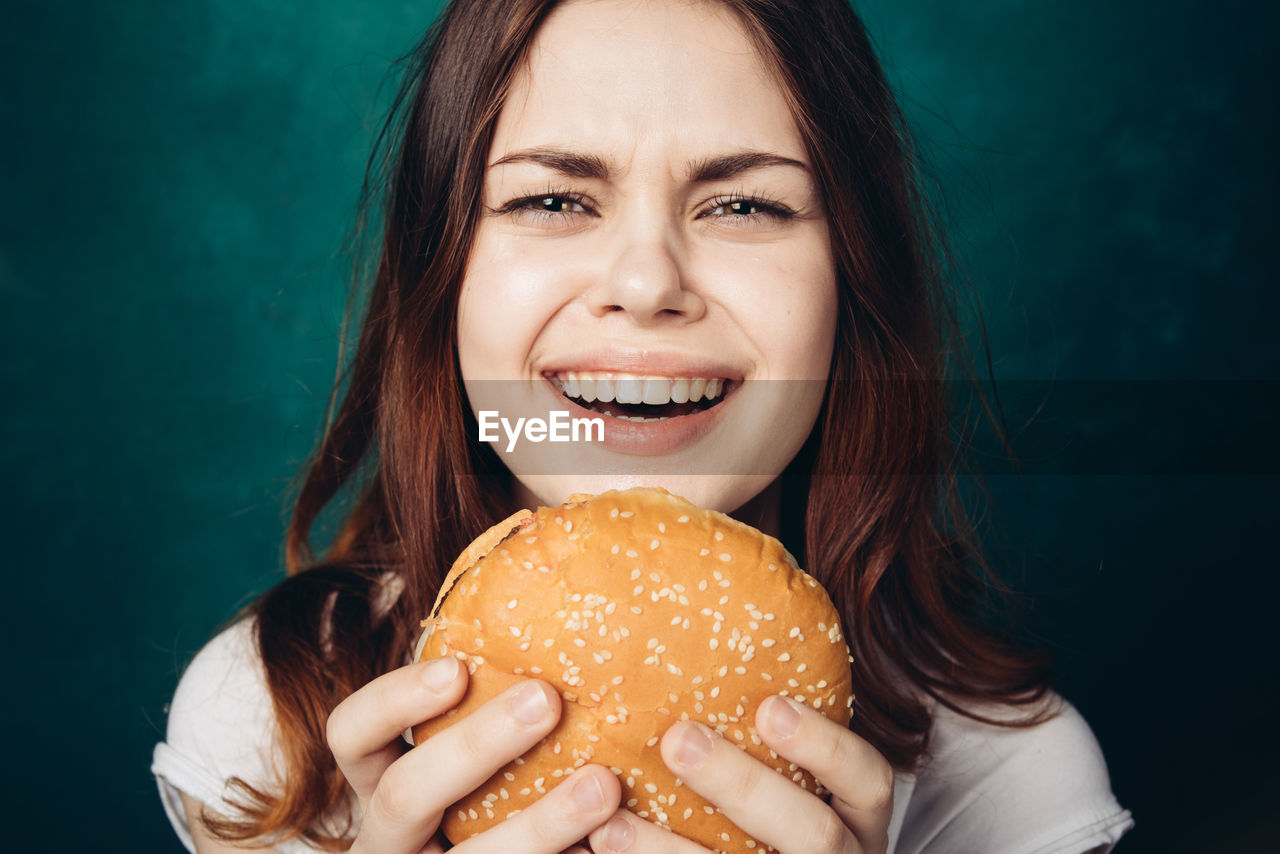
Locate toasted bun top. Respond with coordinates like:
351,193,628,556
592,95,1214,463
412,487,853,853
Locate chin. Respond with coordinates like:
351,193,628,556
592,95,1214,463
514,472,778,517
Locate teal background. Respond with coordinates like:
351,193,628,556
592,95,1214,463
2,0,1276,851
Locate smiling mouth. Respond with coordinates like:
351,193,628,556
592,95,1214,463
547,371,733,422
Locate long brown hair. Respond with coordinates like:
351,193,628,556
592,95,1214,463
200,0,1052,847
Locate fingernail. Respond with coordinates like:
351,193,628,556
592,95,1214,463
509,682,551,724
605,815,634,851
572,775,605,812
422,656,460,693
766,695,801,739
676,722,713,767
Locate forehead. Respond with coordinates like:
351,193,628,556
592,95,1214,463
490,0,807,168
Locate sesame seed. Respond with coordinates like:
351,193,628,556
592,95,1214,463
650,539,660,550
719,553,732,562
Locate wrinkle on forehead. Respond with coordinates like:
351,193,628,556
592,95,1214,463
489,0,805,177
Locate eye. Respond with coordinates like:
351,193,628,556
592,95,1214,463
700,195,795,224
527,195,585,214
492,190,596,225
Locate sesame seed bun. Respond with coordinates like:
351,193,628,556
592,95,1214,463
411,487,854,853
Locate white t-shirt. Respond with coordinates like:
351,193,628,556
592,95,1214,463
152,619,1133,853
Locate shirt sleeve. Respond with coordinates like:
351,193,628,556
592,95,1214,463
893,695,1133,854
151,618,285,852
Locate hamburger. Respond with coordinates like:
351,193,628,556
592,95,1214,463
411,487,854,853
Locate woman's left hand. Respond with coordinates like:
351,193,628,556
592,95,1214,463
587,694,894,854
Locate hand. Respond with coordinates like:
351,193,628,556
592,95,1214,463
326,656,621,854
587,694,894,854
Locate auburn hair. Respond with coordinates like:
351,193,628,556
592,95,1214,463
198,0,1052,848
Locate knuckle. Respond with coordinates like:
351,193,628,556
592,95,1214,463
727,754,765,804
324,703,353,758
862,760,895,812
806,809,849,854
368,762,420,826
458,712,500,762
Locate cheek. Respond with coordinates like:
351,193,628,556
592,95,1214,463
723,242,837,378
458,233,577,376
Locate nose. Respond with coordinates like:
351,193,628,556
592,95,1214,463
587,232,706,326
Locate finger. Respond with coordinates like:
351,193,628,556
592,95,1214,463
448,766,620,854
589,810,706,854
662,719,860,854
356,680,563,854
757,695,894,853
327,656,468,805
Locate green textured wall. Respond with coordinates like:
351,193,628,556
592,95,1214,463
2,1,1275,850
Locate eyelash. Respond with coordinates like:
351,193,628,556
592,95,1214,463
492,188,796,226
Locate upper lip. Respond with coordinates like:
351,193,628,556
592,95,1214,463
539,348,745,381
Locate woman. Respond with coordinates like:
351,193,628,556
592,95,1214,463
153,1,1133,851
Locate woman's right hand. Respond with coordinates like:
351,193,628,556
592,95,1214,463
326,655,621,854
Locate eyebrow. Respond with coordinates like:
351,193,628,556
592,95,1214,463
489,147,612,179
487,147,809,182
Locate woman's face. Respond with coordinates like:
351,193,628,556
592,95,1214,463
457,0,837,515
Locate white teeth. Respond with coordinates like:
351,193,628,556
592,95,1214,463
595,377,616,403
670,378,689,404
642,378,670,405
555,372,730,408
614,376,643,404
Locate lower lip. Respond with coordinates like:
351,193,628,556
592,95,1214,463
544,380,733,455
